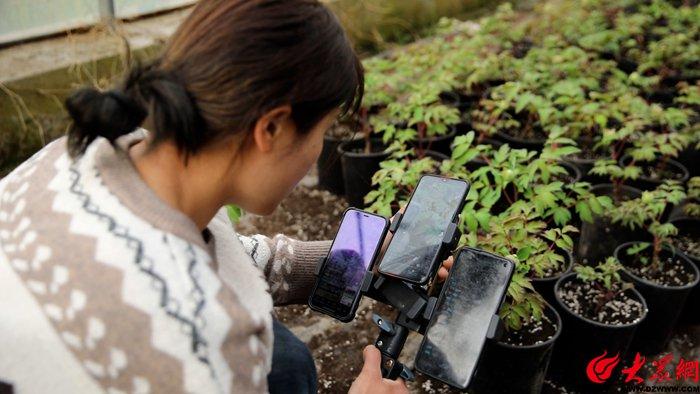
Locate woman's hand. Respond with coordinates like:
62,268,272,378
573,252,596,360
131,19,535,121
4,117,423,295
348,346,409,394
378,207,405,256
380,208,455,283
436,255,454,282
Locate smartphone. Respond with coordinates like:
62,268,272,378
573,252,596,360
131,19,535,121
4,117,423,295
415,248,514,389
308,208,389,322
377,175,469,284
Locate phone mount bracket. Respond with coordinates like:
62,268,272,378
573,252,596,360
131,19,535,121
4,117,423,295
486,313,504,341
358,214,466,381
311,211,506,382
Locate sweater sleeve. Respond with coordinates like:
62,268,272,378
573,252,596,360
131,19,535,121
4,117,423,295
237,233,331,305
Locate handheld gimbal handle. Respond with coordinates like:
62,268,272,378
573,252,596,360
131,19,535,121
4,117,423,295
371,314,414,381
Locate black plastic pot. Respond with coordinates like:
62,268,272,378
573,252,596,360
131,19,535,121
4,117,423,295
558,161,583,183
439,91,461,108
566,135,632,184
615,242,700,356
566,154,612,185
529,249,574,307
577,184,646,265
317,133,361,195
669,218,700,324
338,139,391,208
677,146,700,177
454,116,472,135
494,130,546,151
412,126,457,156
470,303,562,394
565,137,600,179
644,87,677,107
566,157,594,182
668,198,696,222
479,136,504,148
456,90,483,113
548,273,647,391
619,155,690,191
616,56,639,75
421,150,449,162
439,90,483,116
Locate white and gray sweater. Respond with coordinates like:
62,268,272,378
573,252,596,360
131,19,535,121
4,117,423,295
0,130,331,393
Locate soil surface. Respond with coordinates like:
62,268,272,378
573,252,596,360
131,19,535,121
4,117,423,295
621,247,696,287
499,125,548,142
344,141,389,155
327,121,362,139
553,167,577,184
639,162,685,181
672,234,700,259
530,257,570,279
568,139,609,162
501,313,558,347
236,182,346,242
557,278,645,325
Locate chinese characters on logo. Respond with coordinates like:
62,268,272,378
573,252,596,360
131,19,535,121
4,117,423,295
586,350,699,385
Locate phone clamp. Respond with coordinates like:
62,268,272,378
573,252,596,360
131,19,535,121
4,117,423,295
358,215,462,381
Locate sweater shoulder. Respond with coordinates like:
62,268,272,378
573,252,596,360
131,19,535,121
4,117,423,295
0,138,273,393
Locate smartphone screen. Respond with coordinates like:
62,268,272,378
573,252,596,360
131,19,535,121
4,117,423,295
415,248,513,389
309,209,388,321
378,175,468,284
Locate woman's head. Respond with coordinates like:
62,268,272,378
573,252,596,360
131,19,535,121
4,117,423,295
66,0,363,215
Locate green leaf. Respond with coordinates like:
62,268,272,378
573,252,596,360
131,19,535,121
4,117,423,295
576,201,593,223
464,214,478,233
517,246,533,261
475,209,492,231
515,93,535,113
226,205,244,224
552,207,572,226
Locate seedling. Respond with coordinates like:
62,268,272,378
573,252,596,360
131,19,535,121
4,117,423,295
610,181,686,273
683,177,700,217
471,205,577,331
574,257,634,315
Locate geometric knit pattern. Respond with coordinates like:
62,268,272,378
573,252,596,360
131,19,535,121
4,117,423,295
0,133,331,394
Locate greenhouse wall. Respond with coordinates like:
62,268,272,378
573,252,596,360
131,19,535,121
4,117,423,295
0,0,195,45
114,0,196,19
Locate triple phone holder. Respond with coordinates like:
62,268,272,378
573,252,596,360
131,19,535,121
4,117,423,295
313,211,505,383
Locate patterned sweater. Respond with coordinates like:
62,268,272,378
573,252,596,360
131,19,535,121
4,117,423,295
0,130,331,394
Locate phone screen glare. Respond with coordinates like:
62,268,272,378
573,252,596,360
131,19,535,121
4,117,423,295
379,176,467,283
416,250,512,388
310,210,386,317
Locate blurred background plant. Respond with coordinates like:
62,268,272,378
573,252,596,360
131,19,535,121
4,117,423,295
0,0,518,177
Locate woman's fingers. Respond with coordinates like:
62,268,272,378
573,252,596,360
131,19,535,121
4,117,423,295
442,255,454,270
438,267,449,281
360,345,383,380
437,256,454,282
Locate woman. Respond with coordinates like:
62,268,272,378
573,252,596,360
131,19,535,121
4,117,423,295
0,1,452,393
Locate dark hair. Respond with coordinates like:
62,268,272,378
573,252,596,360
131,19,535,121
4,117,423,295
66,0,364,158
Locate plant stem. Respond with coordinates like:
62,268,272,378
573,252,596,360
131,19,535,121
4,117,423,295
361,107,371,154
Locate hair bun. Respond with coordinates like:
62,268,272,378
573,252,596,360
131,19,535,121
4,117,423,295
65,87,147,157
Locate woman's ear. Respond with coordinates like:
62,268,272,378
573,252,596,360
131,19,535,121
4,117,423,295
252,105,294,153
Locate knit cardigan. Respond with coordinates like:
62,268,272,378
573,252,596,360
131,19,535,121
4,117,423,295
0,130,331,393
